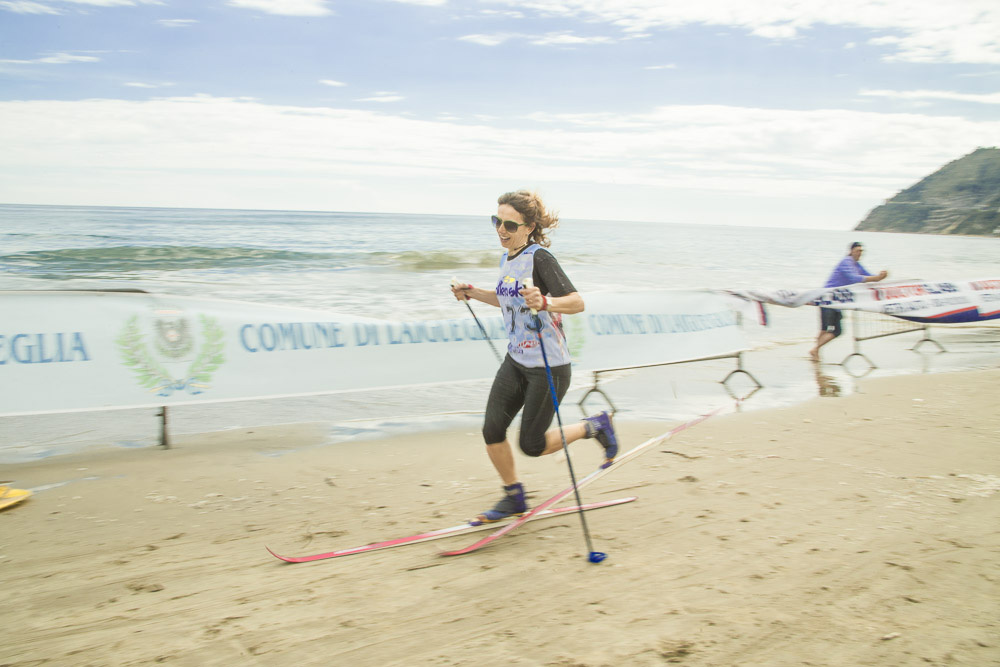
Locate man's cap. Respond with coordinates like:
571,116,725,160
850,241,863,249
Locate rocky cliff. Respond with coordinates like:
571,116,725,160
855,147,1000,236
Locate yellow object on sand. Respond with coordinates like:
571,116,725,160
0,485,32,511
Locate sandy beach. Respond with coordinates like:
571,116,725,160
2,368,998,666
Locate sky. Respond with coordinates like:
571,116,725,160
1,0,999,229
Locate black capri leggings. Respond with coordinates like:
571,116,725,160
482,354,571,457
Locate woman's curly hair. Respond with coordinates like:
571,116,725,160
497,190,560,248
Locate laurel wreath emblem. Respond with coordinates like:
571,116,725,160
117,314,226,396
564,312,586,359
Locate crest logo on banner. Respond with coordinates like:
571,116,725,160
117,307,226,397
155,314,193,359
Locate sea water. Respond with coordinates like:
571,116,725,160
1,203,997,460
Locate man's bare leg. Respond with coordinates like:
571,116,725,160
810,331,836,362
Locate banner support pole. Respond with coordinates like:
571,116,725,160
159,407,171,449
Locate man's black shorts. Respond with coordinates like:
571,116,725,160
820,307,842,338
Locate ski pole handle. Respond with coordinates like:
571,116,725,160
451,276,470,301
523,277,538,315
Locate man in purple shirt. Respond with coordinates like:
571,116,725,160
809,242,889,361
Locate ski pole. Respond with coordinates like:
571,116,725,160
524,278,606,564
451,277,503,364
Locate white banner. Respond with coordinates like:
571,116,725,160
0,289,747,416
726,278,1000,324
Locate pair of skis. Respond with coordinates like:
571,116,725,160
266,407,721,563
266,496,635,563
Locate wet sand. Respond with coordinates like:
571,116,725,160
2,368,998,666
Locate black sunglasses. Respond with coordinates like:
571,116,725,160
491,215,531,234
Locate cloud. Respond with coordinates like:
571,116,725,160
124,81,175,88
1,96,996,221
41,52,100,64
57,0,161,5
226,0,331,17
459,33,515,46
529,32,614,46
958,70,1000,78
480,0,1000,65
645,63,677,70
750,23,800,40
354,92,405,102
1,0,163,13
481,8,525,19
157,18,197,28
861,88,1000,105
0,52,100,65
319,79,347,87
386,0,447,5
460,31,614,47
0,1,59,13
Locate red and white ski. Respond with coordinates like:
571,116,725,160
266,496,636,563
440,407,723,557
